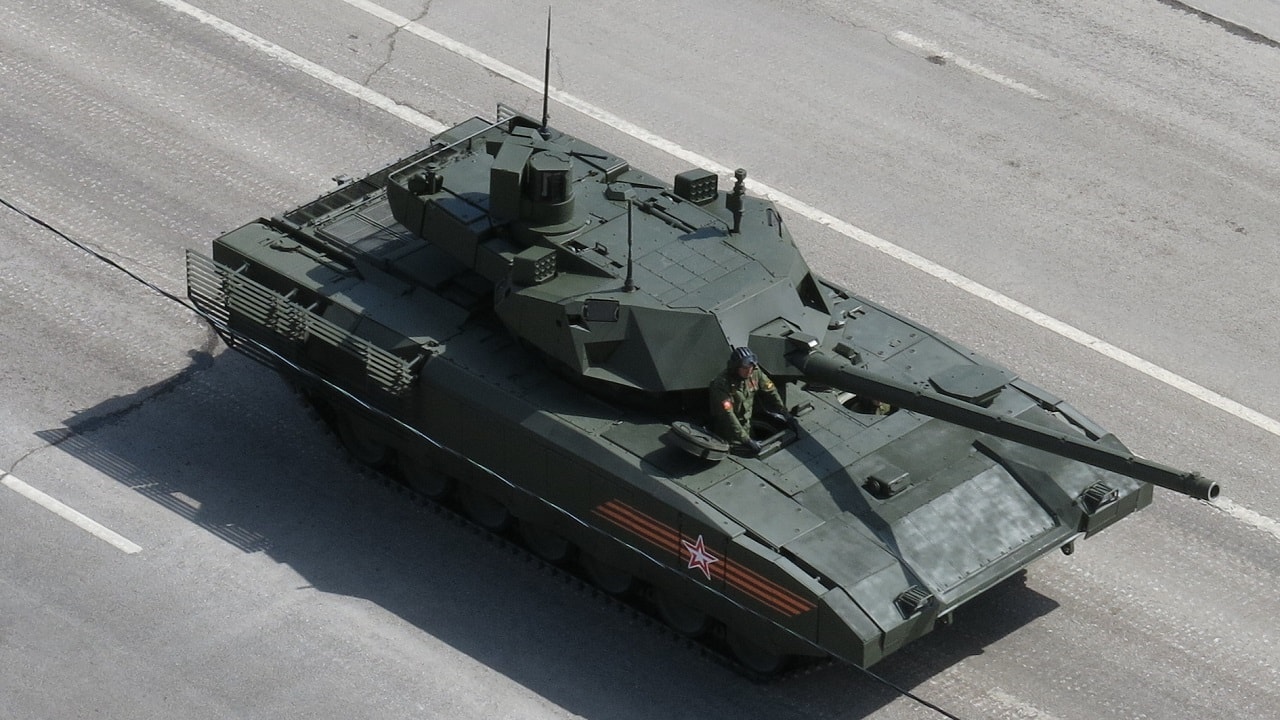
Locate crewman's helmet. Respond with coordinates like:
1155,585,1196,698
728,346,758,369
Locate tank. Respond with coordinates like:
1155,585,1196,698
185,105,1218,674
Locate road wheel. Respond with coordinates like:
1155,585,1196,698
581,554,636,596
457,486,513,532
398,454,453,499
655,589,712,638
726,629,791,677
334,412,392,468
519,522,575,564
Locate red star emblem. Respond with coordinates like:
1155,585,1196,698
681,534,719,580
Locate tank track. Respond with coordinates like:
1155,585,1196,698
297,390,833,682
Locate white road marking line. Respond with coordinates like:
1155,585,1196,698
155,1,1278,535
1214,497,1280,543
150,0,446,133
986,687,1063,720
893,31,1048,100
2,471,142,554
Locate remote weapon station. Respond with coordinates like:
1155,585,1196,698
187,84,1217,673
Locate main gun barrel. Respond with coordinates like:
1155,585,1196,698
799,352,1219,501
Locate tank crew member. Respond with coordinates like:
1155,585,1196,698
850,395,893,416
709,346,798,455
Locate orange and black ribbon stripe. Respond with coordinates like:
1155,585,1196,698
593,500,815,617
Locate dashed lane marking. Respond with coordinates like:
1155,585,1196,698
1214,497,1280,543
2,471,142,554
893,31,1048,99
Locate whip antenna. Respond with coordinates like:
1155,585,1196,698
624,198,636,292
540,7,552,134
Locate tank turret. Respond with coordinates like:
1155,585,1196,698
382,112,829,399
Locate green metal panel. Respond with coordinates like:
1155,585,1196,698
700,470,825,548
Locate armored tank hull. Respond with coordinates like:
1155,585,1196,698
187,106,1214,673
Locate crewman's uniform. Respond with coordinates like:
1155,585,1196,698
709,366,787,445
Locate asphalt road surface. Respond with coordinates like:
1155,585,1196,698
2,1,1278,718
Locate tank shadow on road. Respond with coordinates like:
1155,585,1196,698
40,349,1059,720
